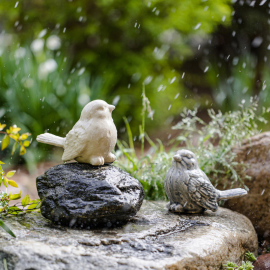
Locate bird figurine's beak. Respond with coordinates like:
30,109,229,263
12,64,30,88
173,154,182,162
109,105,115,113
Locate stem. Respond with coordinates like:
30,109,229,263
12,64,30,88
0,131,6,134
141,84,145,157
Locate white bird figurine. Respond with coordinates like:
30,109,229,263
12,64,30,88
164,149,247,213
37,100,117,166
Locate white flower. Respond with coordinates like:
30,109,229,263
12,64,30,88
38,59,57,79
30,39,44,53
46,35,61,50
14,47,26,59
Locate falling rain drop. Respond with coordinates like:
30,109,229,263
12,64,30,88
259,0,267,6
78,67,85,76
251,37,263,48
194,23,201,30
38,29,47,38
112,95,120,106
204,66,209,73
15,1,19,8
170,77,176,84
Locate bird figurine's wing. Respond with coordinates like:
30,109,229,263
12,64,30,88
187,172,219,211
62,122,86,162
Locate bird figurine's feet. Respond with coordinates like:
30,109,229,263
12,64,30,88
90,156,105,166
167,202,184,213
104,153,116,164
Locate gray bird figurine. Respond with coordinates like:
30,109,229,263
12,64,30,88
164,149,247,213
37,99,117,166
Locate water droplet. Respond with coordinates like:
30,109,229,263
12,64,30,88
78,67,85,76
168,104,171,110
38,29,47,38
204,66,209,73
63,27,66,33
174,93,179,99
182,72,185,79
251,37,263,48
259,0,267,6
194,23,201,30
112,95,120,106
14,1,19,8
170,76,176,84
144,76,152,85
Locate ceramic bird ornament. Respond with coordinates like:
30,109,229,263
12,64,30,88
37,100,117,166
164,149,247,213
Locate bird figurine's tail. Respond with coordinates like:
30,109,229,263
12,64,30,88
37,133,65,148
218,188,247,200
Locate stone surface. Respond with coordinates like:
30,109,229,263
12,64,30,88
36,163,144,227
223,132,270,240
0,201,257,270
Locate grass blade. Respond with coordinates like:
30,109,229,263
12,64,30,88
0,219,16,238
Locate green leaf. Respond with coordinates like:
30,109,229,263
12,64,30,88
0,219,16,237
0,161,4,165
11,142,18,155
27,203,38,210
7,179,18,188
21,194,30,207
9,191,21,200
8,206,22,215
2,177,8,188
6,170,16,178
1,135,10,150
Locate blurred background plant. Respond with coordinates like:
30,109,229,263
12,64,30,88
0,1,270,182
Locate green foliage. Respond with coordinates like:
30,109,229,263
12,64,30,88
245,252,257,263
0,0,232,135
116,91,268,200
0,125,40,237
224,252,256,270
172,98,268,189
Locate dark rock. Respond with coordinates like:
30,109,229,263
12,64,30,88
253,254,270,270
36,163,144,228
222,132,270,240
0,201,258,270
